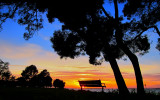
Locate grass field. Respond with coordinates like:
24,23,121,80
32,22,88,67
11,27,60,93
0,88,160,100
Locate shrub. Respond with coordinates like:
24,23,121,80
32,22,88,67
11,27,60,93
53,79,65,89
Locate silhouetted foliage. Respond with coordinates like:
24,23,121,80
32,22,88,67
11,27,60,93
0,61,53,88
30,69,52,88
0,0,103,40
53,79,65,89
21,65,38,81
49,0,153,94
111,0,160,94
15,65,53,88
123,0,160,51
0,59,17,87
50,15,130,94
38,69,52,87
0,59,11,80
16,77,27,87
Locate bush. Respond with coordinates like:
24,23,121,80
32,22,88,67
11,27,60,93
53,79,65,89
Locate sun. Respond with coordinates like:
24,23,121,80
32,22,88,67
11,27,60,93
73,80,80,87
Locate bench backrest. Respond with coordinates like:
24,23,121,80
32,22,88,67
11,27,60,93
79,80,103,87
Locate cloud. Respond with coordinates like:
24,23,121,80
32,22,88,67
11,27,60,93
9,65,27,68
0,42,41,59
0,41,108,75
50,70,114,80
74,66,90,69
143,73,160,81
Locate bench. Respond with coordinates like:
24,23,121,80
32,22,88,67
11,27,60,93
78,80,106,92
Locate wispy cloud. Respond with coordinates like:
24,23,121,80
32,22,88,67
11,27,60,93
0,42,41,59
0,41,109,75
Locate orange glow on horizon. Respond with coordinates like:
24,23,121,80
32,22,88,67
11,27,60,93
10,63,160,89
11,69,160,89
11,70,160,89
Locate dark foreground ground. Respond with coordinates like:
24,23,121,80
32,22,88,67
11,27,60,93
0,88,160,100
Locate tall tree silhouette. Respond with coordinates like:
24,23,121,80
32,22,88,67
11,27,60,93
114,0,160,94
49,0,150,94
112,0,147,94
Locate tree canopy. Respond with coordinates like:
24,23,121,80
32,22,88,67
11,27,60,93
30,69,52,88
123,0,160,51
53,79,65,89
0,0,103,40
21,65,38,80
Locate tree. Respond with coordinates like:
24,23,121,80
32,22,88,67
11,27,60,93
53,79,65,89
50,0,152,95
51,23,129,94
17,65,38,87
44,76,52,88
17,77,26,87
18,67,52,88
33,69,52,88
0,59,16,87
113,0,160,94
110,0,146,95
49,0,150,94
0,59,11,80
21,65,38,81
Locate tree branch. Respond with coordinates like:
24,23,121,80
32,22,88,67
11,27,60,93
0,3,20,27
153,25,160,37
132,25,160,41
101,6,113,19
114,0,119,22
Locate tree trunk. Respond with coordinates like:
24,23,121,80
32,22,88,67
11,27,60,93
115,28,145,95
108,57,129,95
113,0,145,95
104,43,129,95
118,43,145,95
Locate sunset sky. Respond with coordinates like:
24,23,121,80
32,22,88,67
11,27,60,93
0,2,160,89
